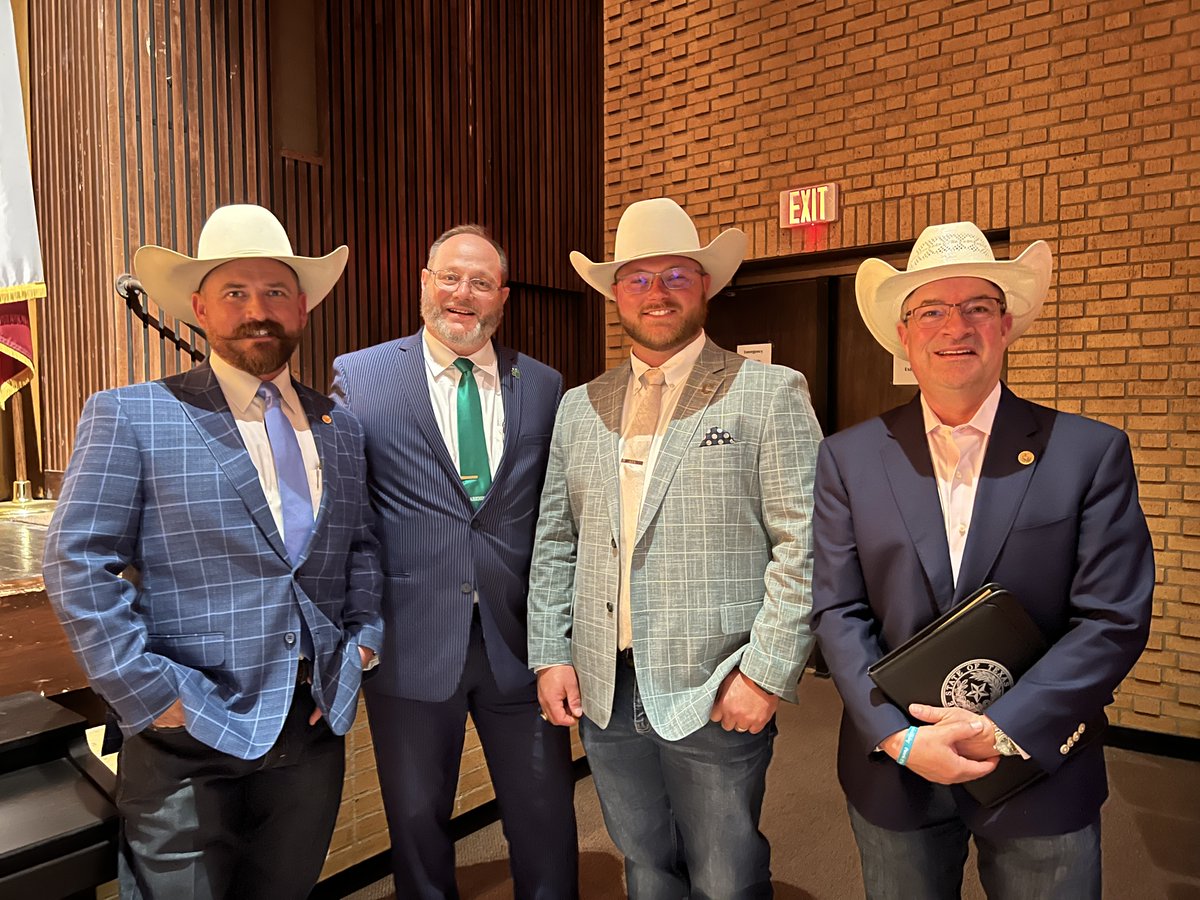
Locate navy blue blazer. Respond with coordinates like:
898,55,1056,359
332,331,563,701
811,385,1153,838
44,365,384,760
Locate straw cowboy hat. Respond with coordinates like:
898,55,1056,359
134,204,348,328
570,198,748,300
856,221,1052,361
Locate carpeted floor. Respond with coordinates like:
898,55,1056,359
349,675,1200,899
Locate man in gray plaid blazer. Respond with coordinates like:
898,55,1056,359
44,205,383,900
528,198,822,899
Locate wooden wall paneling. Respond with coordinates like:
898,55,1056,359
30,0,119,471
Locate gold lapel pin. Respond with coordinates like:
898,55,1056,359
321,414,333,424
1018,450,1035,466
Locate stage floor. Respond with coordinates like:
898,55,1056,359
0,500,89,697
0,499,53,594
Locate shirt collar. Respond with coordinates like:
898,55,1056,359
422,328,498,381
209,352,304,418
921,381,1002,437
629,329,707,388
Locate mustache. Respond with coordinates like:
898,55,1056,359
232,320,287,339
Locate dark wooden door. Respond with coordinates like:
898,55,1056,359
831,275,917,432
705,279,831,431
705,275,921,436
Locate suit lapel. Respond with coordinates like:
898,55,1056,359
482,346,522,509
589,363,630,540
174,364,288,561
635,340,725,543
954,386,1044,600
880,396,956,609
395,331,466,492
296,385,338,562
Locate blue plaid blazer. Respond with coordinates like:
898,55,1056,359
43,364,384,760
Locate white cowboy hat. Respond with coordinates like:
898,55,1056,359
133,204,348,327
856,221,1052,361
570,198,748,300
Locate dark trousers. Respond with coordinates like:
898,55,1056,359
115,685,345,900
365,611,579,899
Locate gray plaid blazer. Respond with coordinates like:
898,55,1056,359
528,338,822,740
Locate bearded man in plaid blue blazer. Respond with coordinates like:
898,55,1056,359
44,204,383,900
528,198,823,899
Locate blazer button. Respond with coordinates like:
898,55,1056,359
606,602,614,613
471,520,481,530
284,632,296,646
461,582,473,594
1078,722,1086,734
611,537,617,549
1060,744,1070,755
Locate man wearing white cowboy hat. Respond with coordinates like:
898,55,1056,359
811,221,1153,897
44,203,383,899
528,197,823,898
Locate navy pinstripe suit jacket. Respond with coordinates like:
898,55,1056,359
332,330,563,701
43,364,384,760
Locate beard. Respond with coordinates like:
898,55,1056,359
420,286,503,352
208,320,302,377
618,296,707,353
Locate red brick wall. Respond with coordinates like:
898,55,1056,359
600,0,1199,736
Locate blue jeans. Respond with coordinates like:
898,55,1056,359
847,800,1101,899
580,659,776,900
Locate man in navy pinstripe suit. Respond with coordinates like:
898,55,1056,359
332,225,578,899
44,204,384,899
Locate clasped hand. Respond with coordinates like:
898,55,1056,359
880,704,1002,785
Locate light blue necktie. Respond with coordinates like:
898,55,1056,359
257,382,314,563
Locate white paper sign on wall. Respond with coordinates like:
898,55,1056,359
737,343,773,365
893,355,918,386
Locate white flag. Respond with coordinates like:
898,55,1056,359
0,0,42,405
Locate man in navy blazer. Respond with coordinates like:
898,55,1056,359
811,222,1153,898
332,225,577,899
44,204,384,899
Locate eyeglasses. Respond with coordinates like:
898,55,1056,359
901,297,1007,329
614,266,704,294
427,268,502,297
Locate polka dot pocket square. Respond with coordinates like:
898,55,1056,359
700,426,736,446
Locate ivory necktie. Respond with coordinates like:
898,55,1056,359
257,382,314,563
454,358,492,505
618,367,665,651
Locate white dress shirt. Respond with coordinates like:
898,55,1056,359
921,382,1029,757
921,382,1002,586
616,330,708,649
620,330,708,488
209,353,322,539
422,330,506,476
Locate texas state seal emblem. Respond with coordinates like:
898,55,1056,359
940,659,1015,713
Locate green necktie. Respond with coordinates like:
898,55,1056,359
453,358,492,504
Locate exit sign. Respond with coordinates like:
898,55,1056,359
780,183,839,227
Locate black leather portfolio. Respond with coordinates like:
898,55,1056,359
868,583,1060,807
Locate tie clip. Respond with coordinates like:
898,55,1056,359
620,457,645,466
